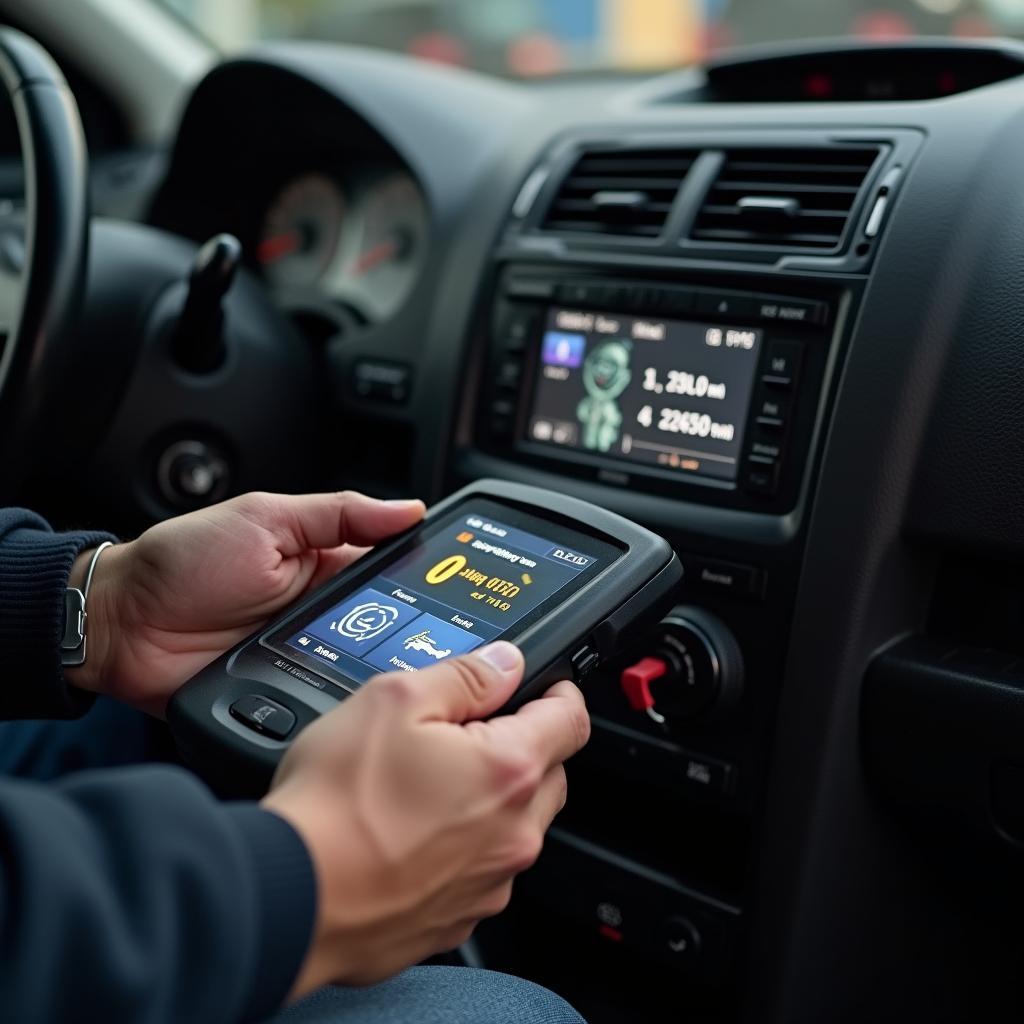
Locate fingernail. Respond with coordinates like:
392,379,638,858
384,498,423,509
476,641,522,674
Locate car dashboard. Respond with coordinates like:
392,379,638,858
145,38,1024,1024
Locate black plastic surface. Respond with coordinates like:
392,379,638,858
168,480,681,794
865,636,1024,842
702,39,1024,102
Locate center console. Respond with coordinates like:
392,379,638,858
455,261,855,1017
442,123,908,1024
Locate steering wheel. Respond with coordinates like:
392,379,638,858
0,28,325,527
0,28,88,497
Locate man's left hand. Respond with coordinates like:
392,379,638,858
66,491,424,716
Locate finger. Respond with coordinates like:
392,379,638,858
489,680,590,772
305,545,369,591
385,642,524,724
272,492,425,553
526,765,569,833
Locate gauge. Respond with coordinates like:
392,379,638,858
336,173,428,322
257,174,345,291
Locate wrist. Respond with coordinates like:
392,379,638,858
65,542,131,696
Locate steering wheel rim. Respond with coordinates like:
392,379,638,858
0,27,88,495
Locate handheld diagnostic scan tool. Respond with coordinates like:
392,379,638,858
168,480,682,793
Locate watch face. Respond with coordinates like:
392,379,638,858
61,587,87,665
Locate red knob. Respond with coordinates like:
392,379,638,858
620,656,668,712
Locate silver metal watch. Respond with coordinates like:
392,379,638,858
61,541,113,668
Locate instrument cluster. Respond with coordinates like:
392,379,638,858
254,167,428,324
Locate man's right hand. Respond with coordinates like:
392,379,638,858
261,641,590,998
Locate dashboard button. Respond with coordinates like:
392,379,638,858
695,292,757,320
492,396,516,419
229,695,296,740
755,297,828,325
505,277,555,300
496,358,522,389
755,392,792,421
681,755,734,796
497,309,538,352
743,457,781,495
749,438,783,461
688,557,765,600
762,341,803,387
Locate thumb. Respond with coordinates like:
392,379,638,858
411,642,524,724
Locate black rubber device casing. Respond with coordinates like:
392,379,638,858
168,480,682,796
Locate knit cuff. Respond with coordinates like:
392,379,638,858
0,513,116,719
224,805,317,1021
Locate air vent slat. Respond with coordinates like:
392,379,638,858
540,146,697,239
694,229,847,245
544,221,663,237
700,205,851,221
553,200,676,214
691,146,880,251
565,176,688,191
725,161,875,175
710,181,861,196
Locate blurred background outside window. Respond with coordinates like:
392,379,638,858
160,0,1024,78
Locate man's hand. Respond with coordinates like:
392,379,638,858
262,642,590,997
66,491,424,716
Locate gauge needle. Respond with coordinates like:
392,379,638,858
257,229,303,265
352,238,398,276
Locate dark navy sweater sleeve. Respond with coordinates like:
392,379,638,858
0,507,115,719
0,766,316,1023
0,508,319,1020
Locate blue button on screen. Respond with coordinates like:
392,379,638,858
542,331,585,368
303,587,422,656
365,613,484,673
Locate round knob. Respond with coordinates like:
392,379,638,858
157,440,230,508
620,607,743,723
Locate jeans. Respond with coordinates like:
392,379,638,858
269,969,585,1024
0,698,587,1024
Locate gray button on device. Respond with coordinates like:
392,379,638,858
229,695,296,740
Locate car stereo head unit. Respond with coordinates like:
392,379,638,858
480,272,836,510
526,306,762,484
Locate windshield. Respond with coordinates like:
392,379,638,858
161,1,1024,78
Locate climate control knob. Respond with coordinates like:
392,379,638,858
620,607,743,723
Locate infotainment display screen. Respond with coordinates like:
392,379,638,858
524,306,764,483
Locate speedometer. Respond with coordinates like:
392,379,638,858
256,174,345,291
335,173,428,322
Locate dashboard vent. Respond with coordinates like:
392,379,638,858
691,147,880,250
541,148,696,239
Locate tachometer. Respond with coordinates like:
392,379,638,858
257,174,345,291
336,173,428,321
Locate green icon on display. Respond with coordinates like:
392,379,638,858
577,339,633,452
